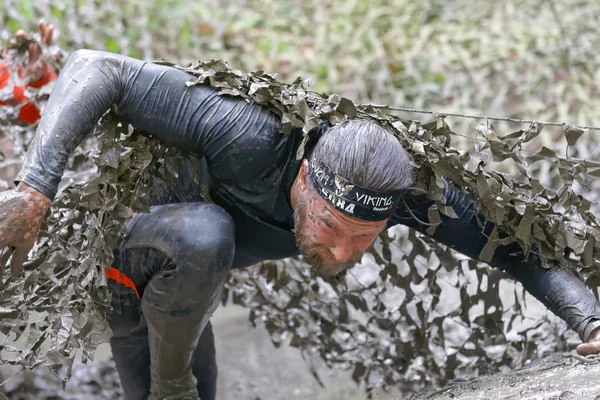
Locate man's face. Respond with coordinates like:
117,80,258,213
293,187,387,277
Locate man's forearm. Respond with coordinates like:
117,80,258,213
16,50,246,200
392,181,600,341
501,248,600,342
16,49,126,199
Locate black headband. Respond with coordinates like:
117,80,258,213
308,159,405,221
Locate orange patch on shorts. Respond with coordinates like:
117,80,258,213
105,266,141,300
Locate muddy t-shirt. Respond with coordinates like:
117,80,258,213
16,50,600,341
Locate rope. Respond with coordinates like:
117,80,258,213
367,104,600,131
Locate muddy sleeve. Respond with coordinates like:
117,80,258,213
390,181,600,342
16,50,281,200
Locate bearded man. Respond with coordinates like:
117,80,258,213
2,50,600,400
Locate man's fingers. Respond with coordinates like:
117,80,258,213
38,20,54,45
38,20,46,38
44,24,54,45
576,342,600,357
28,43,40,64
9,246,29,277
15,30,27,41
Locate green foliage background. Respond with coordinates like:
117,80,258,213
5,0,600,170
2,0,599,125
3,0,600,396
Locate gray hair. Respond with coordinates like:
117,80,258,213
308,119,414,192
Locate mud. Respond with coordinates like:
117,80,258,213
3,304,600,400
0,234,594,400
408,353,600,400
1,304,379,400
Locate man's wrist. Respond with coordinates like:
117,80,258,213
16,182,52,206
583,320,600,342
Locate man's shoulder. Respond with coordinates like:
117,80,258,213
208,114,301,182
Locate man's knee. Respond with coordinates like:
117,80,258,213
126,203,235,275
178,203,236,275
123,203,235,313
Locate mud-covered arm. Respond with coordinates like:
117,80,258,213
389,181,600,342
16,50,281,200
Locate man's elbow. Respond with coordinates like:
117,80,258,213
63,49,134,80
64,49,110,69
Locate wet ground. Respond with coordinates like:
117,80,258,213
0,244,597,400
1,304,386,400
3,302,600,400
408,353,600,400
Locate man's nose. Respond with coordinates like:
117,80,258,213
329,239,353,263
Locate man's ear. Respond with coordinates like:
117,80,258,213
298,159,310,193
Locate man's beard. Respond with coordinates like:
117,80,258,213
293,195,364,277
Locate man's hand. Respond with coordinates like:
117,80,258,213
576,328,600,356
0,21,60,124
12,20,58,85
0,182,51,276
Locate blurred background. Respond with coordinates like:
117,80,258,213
2,0,600,399
5,0,600,167
4,0,600,128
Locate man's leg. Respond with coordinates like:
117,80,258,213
108,203,234,399
107,277,150,399
109,295,218,400
193,321,218,400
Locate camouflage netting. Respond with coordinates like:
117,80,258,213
1,23,600,396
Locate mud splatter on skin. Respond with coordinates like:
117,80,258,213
293,189,379,277
0,182,52,275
